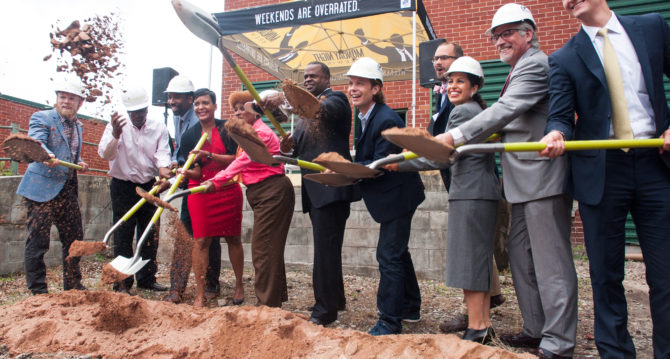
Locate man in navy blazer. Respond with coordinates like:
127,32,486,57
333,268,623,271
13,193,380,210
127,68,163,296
426,41,460,191
348,57,425,335
541,0,670,357
17,77,90,295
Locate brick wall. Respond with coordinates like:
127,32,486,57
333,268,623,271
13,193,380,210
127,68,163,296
0,95,109,175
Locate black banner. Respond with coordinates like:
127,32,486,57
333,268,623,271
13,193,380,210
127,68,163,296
215,0,419,35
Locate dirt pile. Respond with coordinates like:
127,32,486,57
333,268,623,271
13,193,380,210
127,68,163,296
45,15,124,111
0,291,533,359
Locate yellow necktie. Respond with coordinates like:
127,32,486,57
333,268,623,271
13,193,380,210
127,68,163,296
598,28,633,148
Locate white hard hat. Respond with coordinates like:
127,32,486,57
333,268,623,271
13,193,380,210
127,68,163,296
164,75,194,93
446,56,485,81
487,3,536,35
122,86,149,111
54,74,85,98
346,57,383,83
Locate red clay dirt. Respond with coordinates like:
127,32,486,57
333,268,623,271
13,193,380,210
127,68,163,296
0,291,534,359
67,240,107,259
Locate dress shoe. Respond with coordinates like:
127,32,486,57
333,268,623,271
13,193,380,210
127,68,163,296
138,282,168,292
66,283,87,291
114,287,132,295
309,316,335,326
462,327,496,344
499,332,542,348
532,348,571,359
368,320,399,336
439,313,468,333
232,297,244,305
490,294,506,309
204,290,220,300
164,291,182,304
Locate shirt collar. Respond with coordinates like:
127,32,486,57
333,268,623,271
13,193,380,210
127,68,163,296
358,103,376,131
582,11,623,41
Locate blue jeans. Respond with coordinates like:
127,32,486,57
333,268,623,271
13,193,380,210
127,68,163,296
376,209,421,333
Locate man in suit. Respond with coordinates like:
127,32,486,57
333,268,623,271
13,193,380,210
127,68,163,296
437,4,577,358
427,41,460,190
163,75,221,303
540,0,670,357
17,76,90,295
265,62,360,325
347,57,425,335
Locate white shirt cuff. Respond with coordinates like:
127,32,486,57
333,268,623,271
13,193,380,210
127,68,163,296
448,128,465,146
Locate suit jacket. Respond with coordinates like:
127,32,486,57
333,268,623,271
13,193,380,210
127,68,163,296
427,89,454,189
354,103,425,223
17,109,83,202
172,107,200,163
292,88,360,211
456,47,567,204
546,13,670,205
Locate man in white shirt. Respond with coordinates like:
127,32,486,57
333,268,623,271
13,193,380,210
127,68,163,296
540,0,670,357
98,86,171,293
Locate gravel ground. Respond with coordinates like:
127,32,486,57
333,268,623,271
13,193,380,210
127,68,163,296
0,249,652,358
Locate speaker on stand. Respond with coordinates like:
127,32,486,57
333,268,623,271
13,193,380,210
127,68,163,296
152,67,178,155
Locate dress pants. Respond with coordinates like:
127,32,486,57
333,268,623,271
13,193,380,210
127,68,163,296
24,173,82,294
110,178,159,289
245,175,294,307
168,193,222,294
376,209,421,333
508,194,577,357
309,199,350,323
579,149,670,359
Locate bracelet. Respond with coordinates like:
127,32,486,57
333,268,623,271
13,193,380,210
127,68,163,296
207,152,212,160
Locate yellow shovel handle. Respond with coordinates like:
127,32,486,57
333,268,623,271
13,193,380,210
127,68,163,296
296,159,327,172
503,138,664,152
149,132,209,223
49,159,82,171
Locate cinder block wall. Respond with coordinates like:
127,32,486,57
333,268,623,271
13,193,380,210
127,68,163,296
0,175,113,275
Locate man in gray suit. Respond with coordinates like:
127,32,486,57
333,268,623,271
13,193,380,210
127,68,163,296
436,4,577,358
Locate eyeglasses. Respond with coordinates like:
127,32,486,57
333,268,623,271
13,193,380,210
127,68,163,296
432,55,459,63
489,28,522,43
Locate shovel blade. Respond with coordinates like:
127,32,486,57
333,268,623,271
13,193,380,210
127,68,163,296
109,256,150,276
172,0,222,47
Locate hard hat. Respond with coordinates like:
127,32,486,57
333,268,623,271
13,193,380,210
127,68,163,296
446,56,485,82
346,57,383,83
54,74,85,98
164,75,194,93
487,3,536,35
122,86,149,111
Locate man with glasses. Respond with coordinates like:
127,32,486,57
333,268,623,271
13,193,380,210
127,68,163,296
436,4,577,358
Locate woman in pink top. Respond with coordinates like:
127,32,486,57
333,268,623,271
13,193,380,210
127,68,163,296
203,91,295,308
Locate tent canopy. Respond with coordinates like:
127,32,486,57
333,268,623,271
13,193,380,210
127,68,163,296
214,0,436,85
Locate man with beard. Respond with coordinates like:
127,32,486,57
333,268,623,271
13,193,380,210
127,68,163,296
163,75,222,303
263,62,360,325
98,86,172,294
17,75,90,295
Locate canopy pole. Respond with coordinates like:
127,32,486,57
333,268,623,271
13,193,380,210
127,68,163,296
412,10,416,128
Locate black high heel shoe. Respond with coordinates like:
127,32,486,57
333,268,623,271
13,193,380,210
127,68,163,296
462,327,495,344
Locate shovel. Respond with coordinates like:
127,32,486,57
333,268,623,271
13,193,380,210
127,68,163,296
2,133,82,170
228,131,279,166
301,152,421,187
172,0,286,137
107,132,209,277
450,138,665,162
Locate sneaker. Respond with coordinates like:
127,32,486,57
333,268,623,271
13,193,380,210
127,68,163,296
368,320,398,336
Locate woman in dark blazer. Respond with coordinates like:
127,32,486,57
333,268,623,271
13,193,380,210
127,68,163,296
346,57,425,336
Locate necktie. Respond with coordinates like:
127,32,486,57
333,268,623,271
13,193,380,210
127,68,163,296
500,67,513,96
598,28,633,148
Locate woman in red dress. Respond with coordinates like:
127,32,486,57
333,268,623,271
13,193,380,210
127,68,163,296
178,88,244,307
